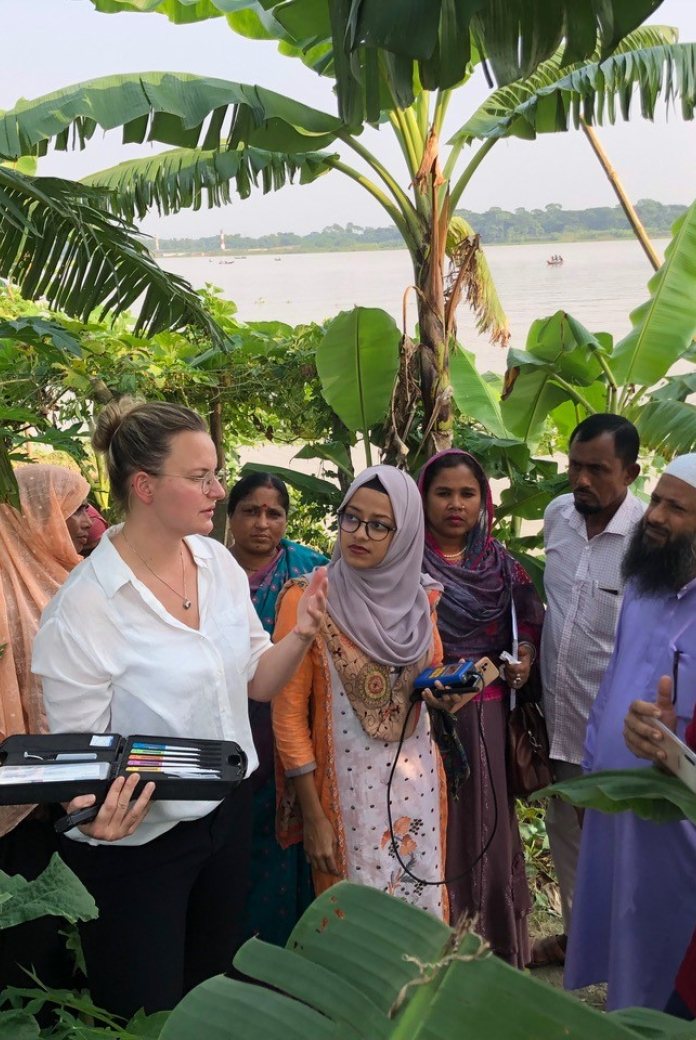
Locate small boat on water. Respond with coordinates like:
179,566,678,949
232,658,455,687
547,254,564,266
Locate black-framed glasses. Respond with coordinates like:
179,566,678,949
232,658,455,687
338,510,396,541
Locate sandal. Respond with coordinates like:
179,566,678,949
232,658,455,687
528,933,567,969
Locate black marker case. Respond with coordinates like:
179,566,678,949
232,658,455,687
0,733,247,805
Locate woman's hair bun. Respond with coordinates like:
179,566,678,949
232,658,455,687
91,396,143,455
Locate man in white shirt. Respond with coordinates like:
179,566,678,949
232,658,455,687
533,414,643,967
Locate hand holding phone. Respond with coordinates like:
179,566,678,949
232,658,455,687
652,720,696,794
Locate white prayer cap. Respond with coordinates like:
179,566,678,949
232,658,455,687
663,453,696,490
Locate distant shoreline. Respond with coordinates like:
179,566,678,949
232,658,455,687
155,229,670,260
152,200,683,259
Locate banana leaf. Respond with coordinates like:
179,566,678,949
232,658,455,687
450,344,509,438
533,767,696,824
501,311,606,446
315,307,400,460
450,26,686,145
161,881,681,1038
0,73,345,161
83,144,337,222
633,399,696,458
611,199,696,387
85,0,667,108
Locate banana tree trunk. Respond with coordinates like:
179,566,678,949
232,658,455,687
414,166,454,457
416,262,453,456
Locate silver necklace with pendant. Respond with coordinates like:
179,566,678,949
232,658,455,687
122,533,192,610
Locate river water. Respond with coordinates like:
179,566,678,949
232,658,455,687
161,238,667,376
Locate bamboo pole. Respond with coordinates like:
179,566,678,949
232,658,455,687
581,119,661,272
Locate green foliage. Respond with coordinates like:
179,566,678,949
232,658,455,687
0,74,344,161
316,307,401,465
502,311,608,447
0,283,339,507
0,856,167,1038
0,855,97,930
610,200,696,386
159,881,683,1039
85,0,667,119
534,767,696,824
500,200,696,465
451,25,681,146
4,0,693,466
0,167,223,344
85,145,337,222
450,346,508,438
516,800,559,915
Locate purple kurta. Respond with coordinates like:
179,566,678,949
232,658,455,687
565,578,696,1010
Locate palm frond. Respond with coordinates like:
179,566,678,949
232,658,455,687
83,145,337,222
450,27,695,146
445,216,509,347
0,167,224,343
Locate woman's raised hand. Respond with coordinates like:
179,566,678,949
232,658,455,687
293,566,328,642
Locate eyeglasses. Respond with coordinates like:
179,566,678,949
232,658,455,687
156,469,226,494
338,510,396,541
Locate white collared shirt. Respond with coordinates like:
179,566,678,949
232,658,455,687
32,527,270,845
540,490,645,764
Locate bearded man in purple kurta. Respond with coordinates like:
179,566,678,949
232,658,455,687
565,455,696,1010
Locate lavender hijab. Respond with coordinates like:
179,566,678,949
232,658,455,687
326,465,441,667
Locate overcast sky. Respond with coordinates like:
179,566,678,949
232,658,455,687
4,0,696,239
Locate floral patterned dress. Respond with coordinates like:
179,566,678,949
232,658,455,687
327,654,447,919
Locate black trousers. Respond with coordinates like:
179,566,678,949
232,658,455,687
59,783,252,1021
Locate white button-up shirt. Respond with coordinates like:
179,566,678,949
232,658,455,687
541,490,644,764
32,527,271,845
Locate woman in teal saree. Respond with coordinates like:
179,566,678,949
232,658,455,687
228,472,327,945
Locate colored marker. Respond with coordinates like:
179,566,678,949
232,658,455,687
126,753,213,760
125,766,220,776
126,759,214,768
131,743,209,753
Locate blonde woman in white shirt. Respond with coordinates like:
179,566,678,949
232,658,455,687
32,398,327,1021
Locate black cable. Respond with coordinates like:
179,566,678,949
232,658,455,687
385,677,499,888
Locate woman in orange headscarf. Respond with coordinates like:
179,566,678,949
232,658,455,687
0,464,89,990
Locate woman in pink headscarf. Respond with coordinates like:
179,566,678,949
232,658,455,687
0,463,89,989
418,449,544,967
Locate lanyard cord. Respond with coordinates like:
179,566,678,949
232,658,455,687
385,695,499,887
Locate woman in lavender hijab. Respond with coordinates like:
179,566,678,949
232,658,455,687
272,465,473,920
419,449,544,966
